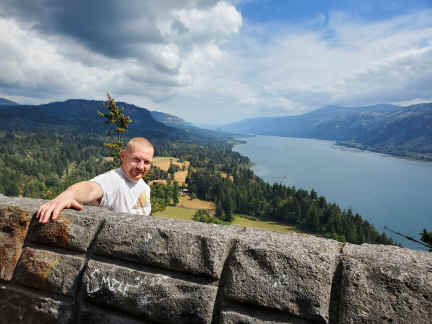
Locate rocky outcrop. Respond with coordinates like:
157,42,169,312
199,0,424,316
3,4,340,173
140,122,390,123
0,196,431,324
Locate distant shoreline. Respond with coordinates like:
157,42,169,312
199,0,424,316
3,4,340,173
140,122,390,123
335,141,432,163
233,135,432,163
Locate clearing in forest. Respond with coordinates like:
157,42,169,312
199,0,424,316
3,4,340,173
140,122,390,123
177,196,215,210
152,157,190,184
153,207,296,233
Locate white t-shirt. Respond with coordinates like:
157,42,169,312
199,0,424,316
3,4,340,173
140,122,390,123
91,168,151,216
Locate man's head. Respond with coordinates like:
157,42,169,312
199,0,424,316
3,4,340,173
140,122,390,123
120,137,154,181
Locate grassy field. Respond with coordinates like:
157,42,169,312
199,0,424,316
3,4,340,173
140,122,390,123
153,206,196,221
151,156,295,233
152,156,190,184
153,206,296,233
177,196,215,209
232,215,296,233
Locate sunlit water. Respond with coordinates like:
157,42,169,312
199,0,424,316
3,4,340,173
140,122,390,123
233,136,432,250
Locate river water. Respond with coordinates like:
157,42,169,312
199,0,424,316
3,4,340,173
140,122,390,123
233,136,432,250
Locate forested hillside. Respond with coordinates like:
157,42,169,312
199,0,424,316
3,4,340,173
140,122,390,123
0,129,393,246
0,99,181,140
0,131,111,198
0,98,395,246
186,155,393,245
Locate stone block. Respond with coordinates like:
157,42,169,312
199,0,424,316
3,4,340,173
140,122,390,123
0,206,32,281
219,310,313,324
93,217,239,279
0,284,73,324
79,303,154,324
83,260,218,324
14,247,85,296
338,243,432,324
27,210,102,252
223,228,340,323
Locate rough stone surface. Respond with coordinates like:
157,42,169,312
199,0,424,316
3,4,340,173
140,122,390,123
0,198,431,324
337,243,432,324
93,216,240,279
79,303,153,324
83,260,218,324
14,247,85,296
219,309,313,324
0,196,45,211
0,284,73,324
0,206,32,281
223,228,340,323
27,210,103,252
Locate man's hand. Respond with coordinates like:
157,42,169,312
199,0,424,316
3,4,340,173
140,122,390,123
36,196,83,223
36,181,103,224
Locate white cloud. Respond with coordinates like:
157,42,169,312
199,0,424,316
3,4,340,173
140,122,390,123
173,1,242,41
164,9,432,122
0,1,242,107
0,1,431,123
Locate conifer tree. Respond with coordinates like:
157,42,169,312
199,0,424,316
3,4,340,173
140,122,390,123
215,200,225,220
98,94,132,164
421,229,432,251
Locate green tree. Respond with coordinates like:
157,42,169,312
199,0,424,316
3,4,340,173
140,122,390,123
222,195,234,222
172,181,179,205
98,94,132,163
150,184,167,213
421,229,432,251
215,200,225,220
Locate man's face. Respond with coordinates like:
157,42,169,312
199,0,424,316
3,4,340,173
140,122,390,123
120,144,154,181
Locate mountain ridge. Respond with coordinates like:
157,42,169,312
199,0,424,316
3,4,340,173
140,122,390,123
0,98,184,141
221,103,432,160
0,98,235,145
0,97,19,106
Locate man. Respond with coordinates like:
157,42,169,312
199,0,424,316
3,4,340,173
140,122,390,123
36,137,154,223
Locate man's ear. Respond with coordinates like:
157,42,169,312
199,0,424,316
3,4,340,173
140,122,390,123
120,150,125,162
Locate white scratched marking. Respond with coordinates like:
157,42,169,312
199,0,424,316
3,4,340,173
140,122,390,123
86,268,102,294
142,232,153,245
86,269,160,296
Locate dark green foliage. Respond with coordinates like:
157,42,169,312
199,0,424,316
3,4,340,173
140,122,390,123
172,181,180,205
421,229,432,251
98,94,132,163
150,183,168,213
185,145,394,245
193,209,225,224
149,181,181,212
0,131,112,199
0,117,395,246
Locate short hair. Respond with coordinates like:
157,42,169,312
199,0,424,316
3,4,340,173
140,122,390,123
125,137,153,153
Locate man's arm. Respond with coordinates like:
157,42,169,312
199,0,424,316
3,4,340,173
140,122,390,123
36,181,103,224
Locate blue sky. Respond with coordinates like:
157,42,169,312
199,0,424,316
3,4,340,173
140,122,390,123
239,0,431,23
0,0,431,123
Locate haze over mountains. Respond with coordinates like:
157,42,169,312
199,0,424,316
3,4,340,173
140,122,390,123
0,98,18,106
220,103,432,161
0,98,228,143
1,97,431,160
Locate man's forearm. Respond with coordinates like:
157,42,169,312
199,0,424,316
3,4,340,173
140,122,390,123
37,181,102,223
58,181,103,203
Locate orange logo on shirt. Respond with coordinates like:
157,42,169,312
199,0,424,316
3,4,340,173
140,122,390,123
133,192,148,209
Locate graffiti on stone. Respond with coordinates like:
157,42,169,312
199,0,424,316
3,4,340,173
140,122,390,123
86,268,159,297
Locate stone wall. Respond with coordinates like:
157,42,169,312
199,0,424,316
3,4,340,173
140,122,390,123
0,195,431,324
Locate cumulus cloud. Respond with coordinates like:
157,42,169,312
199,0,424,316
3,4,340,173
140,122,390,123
0,1,431,123
169,8,432,122
0,0,242,106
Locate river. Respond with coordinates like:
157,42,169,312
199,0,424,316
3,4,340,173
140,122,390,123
233,136,432,250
